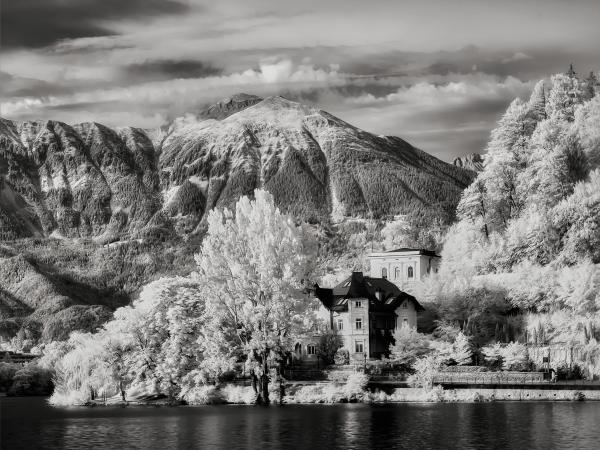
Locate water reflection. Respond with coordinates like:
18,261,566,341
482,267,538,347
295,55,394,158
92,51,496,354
2,398,600,449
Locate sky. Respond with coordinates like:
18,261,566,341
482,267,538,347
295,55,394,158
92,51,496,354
1,0,599,161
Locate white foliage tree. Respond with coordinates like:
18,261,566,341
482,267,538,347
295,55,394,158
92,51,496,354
546,73,584,122
500,342,529,370
381,216,415,250
195,189,317,404
450,331,473,365
482,342,504,368
389,327,431,367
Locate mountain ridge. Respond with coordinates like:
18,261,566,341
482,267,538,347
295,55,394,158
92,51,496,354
0,94,474,242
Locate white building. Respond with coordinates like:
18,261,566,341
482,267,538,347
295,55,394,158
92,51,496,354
368,248,440,293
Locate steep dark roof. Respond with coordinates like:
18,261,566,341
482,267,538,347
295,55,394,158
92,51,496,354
314,271,424,312
386,248,440,257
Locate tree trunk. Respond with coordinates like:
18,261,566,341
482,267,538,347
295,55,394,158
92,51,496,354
120,380,126,402
255,352,270,405
251,373,258,394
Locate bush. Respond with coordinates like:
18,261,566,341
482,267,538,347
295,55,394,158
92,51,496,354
221,384,257,404
49,388,90,406
344,372,369,400
0,362,20,392
183,385,227,405
334,348,349,365
8,364,54,396
317,331,344,365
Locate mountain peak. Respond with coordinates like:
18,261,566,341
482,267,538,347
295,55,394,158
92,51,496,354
199,93,263,120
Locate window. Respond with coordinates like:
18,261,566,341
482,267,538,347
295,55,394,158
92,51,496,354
394,267,400,279
402,301,408,309
307,344,316,355
402,318,409,328
355,318,362,330
355,300,362,308
407,266,414,278
294,343,302,354
355,341,364,353
337,319,343,331
381,268,387,279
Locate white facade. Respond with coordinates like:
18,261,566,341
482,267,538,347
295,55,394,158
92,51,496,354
368,249,440,293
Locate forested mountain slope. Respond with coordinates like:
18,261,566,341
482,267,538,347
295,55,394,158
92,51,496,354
428,71,600,373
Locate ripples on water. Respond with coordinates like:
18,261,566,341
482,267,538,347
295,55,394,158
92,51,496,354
2,397,600,449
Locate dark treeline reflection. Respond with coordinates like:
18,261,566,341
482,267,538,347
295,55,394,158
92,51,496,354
3,398,600,449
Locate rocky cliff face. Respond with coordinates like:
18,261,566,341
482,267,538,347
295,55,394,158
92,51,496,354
452,153,485,172
0,95,474,242
0,119,160,242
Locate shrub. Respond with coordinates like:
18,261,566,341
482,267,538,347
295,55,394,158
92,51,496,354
8,364,53,396
344,372,369,399
334,348,349,365
49,388,90,406
183,385,226,405
0,362,20,392
317,331,344,365
221,384,257,404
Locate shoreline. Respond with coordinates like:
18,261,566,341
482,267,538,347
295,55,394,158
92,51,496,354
40,386,600,407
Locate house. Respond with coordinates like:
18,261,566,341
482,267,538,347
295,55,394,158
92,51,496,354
368,248,440,293
304,271,424,362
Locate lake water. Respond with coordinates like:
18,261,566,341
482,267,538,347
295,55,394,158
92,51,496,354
2,397,600,449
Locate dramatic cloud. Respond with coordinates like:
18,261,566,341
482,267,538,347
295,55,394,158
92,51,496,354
1,0,189,49
320,75,535,159
1,0,599,160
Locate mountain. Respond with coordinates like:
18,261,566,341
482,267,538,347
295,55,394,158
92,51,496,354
0,95,474,345
198,93,263,120
452,153,485,172
0,95,473,241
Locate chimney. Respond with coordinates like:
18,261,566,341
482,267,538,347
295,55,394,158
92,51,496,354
352,271,364,283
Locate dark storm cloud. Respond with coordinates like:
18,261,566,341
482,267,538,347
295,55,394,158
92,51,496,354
1,0,190,49
124,60,223,82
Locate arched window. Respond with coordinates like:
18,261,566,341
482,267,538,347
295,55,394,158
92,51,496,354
394,267,400,279
381,268,387,279
407,266,414,278
294,343,302,354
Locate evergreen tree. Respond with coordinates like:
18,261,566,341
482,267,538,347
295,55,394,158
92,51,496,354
456,178,489,238
527,80,547,122
566,63,577,79
450,331,473,365
546,73,584,121
584,71,598,100
482,98,530,228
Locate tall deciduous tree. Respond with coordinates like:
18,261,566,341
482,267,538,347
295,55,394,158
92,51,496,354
195,189,317,404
